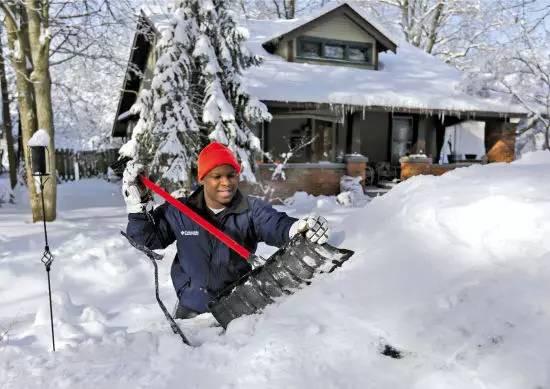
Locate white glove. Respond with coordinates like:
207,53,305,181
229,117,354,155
289,216,329,245
122,161,152,213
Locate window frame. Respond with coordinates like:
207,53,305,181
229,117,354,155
296,36,373,65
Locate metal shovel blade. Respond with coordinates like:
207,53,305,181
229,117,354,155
209,234,354,328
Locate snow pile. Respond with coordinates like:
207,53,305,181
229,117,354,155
1,153,550,388
27,129,50,147
510,149,550,165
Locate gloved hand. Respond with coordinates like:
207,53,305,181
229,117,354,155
122,161,152,213
290,215,329,245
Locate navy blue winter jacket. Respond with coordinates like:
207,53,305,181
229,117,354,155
127,187,296,313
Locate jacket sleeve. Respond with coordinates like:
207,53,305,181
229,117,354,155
126,202,176,250
250,198,297,248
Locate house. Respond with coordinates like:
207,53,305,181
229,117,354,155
112,2,527,197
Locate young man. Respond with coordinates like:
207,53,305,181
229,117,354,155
123,142,329,319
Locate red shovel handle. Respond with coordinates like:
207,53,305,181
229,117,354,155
139,175,251,260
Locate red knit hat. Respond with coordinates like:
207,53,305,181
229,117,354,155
197,142,241,181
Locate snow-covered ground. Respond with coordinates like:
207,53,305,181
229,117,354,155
1,152,550,388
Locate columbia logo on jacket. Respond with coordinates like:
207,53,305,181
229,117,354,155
181,230,199,236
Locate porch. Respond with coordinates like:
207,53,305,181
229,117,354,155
252,102,520,198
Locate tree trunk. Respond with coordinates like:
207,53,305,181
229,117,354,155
0,26,17,192
284,0,295,19
545,124,550,151
401,0,411,43
425,2,445,54
272,0,282,18
3,5,42,220
27,0,56,221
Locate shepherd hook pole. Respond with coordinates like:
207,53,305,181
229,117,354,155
39,175,56,352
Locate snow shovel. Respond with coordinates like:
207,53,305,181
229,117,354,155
137,175,355,328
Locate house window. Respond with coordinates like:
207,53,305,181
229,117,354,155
323,43,345,59
348,46,370,62
297,37,372,64
299,40,322,58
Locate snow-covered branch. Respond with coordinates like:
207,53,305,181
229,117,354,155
267,134,318,181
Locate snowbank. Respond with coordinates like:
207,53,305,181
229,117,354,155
1,153,550,388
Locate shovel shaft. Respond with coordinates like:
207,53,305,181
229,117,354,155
139,175,251,260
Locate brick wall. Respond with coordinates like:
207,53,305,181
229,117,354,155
344,155,368,188
241,163,346,200
401,157,479,180
400,160,433,180
400,159,478,180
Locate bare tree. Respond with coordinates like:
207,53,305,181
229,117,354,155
1,2,44,221
0,25,16,196
348,0,504,71
495,0,550,149
239,0,324,19
0,0,140,221
269,134,317,180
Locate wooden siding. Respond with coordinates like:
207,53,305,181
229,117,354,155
278,13,377,69
275,39,288,59
139,42,158,94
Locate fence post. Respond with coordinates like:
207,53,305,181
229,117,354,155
55,149,61,182
64,149,70,181
59,149,65,181
69,150,75,180
74,152,80,181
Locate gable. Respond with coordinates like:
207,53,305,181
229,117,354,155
267,4,397,54
271,11,380,69
264,4,397,70
301,12,375,43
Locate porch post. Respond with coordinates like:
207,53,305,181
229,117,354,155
344,154,368,188
345,112,354,154
262,120,270,162
415,116,428,154
485,119,516,162
350,114,361,154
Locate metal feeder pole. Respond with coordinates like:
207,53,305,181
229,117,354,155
38,175,55,352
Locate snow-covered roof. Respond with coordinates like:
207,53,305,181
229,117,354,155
140,2,527,117
259,2,397,52
28,129,50,147
140,4,173,34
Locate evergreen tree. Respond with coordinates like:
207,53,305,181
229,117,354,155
183,0,271,182
121,0,271,190
124,8,200,192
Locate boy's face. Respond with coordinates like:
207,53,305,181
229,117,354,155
200,164,239,209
